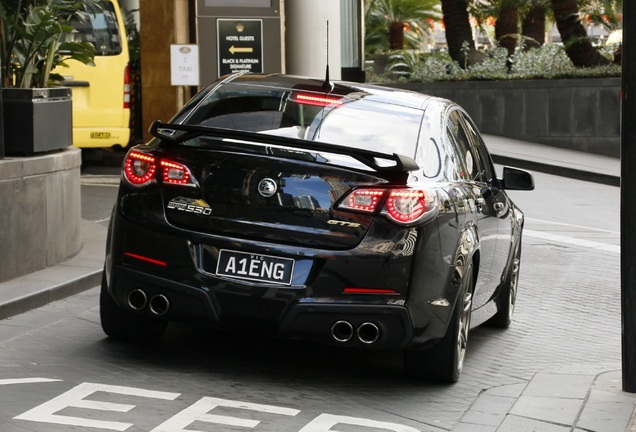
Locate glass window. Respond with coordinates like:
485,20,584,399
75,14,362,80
182,83,423,158
460,114,497,183
446,110,478,180
69,1,123,56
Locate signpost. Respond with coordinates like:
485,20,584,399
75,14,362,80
622,0,635,393
0,55,4,159
217,19,264,76
171,45,200,86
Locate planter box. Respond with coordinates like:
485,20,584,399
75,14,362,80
2,87,72,156
385,78,621,158
0,147,81,283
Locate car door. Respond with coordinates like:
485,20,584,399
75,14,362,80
460,113,515,295
446,109,500,309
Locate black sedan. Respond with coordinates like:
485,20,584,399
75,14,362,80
100,73,534,383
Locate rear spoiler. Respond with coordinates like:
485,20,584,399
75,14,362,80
149,121,419,175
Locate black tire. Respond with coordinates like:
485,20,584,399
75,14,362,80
487,240,521,328
100,273,168,342
404,263,474,383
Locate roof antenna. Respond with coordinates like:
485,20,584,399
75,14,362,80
322,20,334,93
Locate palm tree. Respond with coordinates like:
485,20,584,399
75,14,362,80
366,0,440,50
521,0,548,50
441,0,484,67
472,0,526,58
494,0,522,56
551,0,610,67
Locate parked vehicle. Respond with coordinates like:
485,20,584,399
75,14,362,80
55,0,130,152
100,73,534,382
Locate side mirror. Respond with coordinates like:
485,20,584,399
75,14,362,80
501,167,534,191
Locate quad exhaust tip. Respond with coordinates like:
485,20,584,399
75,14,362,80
331,320,354,343
331,321,380,344
127,289,148,310
149,294,170,316
357,322,380,344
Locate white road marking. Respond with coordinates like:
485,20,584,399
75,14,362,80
526,217,620,234
151,397,300,432
15,382,180,431
10,380,422,432
298,414,421,432
524,229,620,254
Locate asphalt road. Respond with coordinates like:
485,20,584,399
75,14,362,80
0,168,621,432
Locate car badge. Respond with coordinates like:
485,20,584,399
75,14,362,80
167,197,212,215
258,178,277,197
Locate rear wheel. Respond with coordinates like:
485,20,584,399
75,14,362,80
100,273,167,342
404,263,474,383
487,241,521,328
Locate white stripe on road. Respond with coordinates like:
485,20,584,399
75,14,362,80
0,378,62,385
524,229,620,254
526,217,620,235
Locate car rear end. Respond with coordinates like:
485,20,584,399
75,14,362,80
104,76,450,349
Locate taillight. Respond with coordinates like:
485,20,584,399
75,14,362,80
385,189,432,223
344,189,385,212
123,63,131,109
124,151,157,185
338,188,437,225
160,160,192,185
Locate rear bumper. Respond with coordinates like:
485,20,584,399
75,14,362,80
104,210,455,349
106,265,413,349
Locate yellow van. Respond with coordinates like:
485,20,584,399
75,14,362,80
55,0,131,150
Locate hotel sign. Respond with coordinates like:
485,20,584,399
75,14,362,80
217,19,263,76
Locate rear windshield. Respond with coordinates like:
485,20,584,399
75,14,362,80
70,1,123,56
181,84,423,157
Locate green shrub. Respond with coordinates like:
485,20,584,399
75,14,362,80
367,43,622,83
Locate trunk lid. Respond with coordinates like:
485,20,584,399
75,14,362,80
160,146,386,249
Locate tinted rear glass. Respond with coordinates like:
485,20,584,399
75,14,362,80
182,84,423,157
71,1,123,56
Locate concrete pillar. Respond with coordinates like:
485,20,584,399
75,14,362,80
139,0,189,142
284,0,341,80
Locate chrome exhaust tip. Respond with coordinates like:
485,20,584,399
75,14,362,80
149,294,170,316
331,320,354,343
127,289,148,310
357,322,380,344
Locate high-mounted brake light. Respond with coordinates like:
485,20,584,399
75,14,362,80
160,160,191,185
124,151,157,185
293,93,344,107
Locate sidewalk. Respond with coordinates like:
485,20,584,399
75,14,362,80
0,135,629,431
484,134,621,187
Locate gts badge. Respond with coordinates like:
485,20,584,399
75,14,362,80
328,220,361,228
167,197,212,215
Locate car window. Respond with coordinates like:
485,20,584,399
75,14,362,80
446,109,485,182
459,113,497,183
180,83,423,158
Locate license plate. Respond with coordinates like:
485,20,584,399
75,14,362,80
90,132,111,139
216,250,294,285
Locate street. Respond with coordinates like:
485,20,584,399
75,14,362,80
0,167,621,432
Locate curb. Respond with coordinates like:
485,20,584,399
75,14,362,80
0,271,102,320
492,154,620,187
